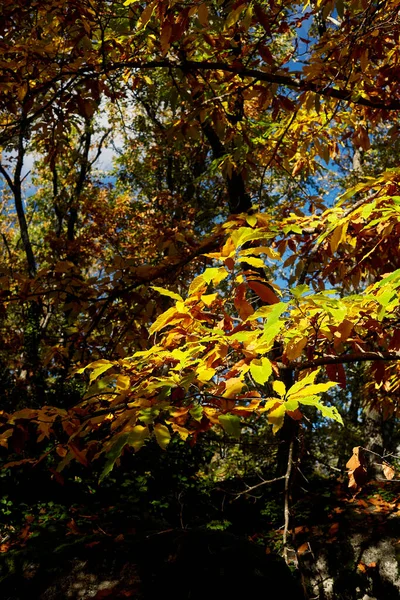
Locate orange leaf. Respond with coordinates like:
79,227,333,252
297,542,309,555
286,408,303,421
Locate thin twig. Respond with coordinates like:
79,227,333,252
283,438,294,564
234,475,286,499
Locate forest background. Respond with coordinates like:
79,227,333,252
1,0,400,598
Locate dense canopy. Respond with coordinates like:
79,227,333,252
1,0,400,588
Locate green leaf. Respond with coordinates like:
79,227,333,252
256,320,284,351
249,357,272,385
315,403,343,425
154,423,171,449
139,407,160,424
99,433,129,482
371,268,400,289
229,330,257,342
248,301,287,321
189,404,203,422
290,284,310,298
218,414,241,438
294,395,319,405
284,398,299,411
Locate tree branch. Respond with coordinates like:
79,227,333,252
109,60,400,111
283,351,400,372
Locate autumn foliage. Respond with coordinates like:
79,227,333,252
1,0,400,558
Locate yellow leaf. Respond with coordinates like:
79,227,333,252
286,337,308,360
128,425,149,452
249,357,272,385
272,380,286,398
87,360,114,382
329,221,348,254
223,377,244,398
201,293,218,306
149,306,185,335
286,370,319,397
246,214,257,227
197,366,216,382
288,381,337,400
188,274,207,296
330,224,343,253
268,403,286,433
202,267,229,285
154,423,171,450
240,246,279,258
170,424,191,440
151,285,183,302
231,228,268,250
240,256,266,269
116,375,130,392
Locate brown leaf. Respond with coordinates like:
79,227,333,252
325,362,346,389
69,442,89,467
66,519,81,535
234,283,254,320
286,408,303,420
382,461,395,480
328,522,339,535
248,280,279,304
346,446,368,492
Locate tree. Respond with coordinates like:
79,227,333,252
1,0,400,567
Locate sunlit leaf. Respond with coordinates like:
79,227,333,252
249,357,272,385
151,286,183,302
